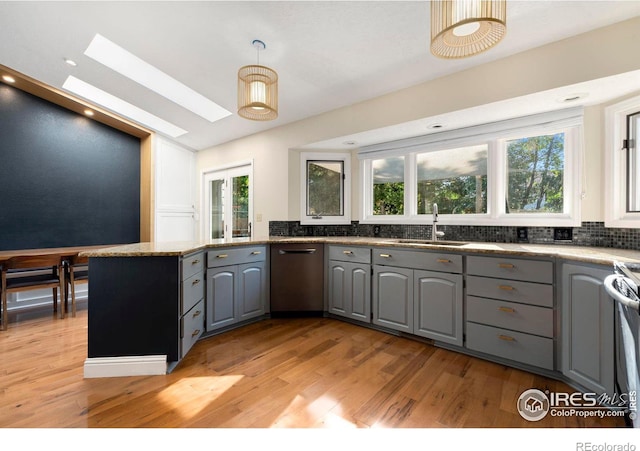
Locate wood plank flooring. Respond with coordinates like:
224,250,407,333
0,305,626,428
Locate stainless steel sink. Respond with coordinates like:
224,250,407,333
392,239,469,246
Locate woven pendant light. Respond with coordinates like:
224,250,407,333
237,40,278,121
431,0,507,59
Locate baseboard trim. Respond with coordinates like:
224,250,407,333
83,355,167,378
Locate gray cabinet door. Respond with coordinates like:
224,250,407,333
561,263,615,395
237,261,266,321
328,260,371,323
349,263,371,323
328,261,348,317
414,270,463,346
206,266,237,331
373,265,413,333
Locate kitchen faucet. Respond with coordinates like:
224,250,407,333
431,203,445,241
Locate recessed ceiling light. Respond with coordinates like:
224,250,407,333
2,75,16,83
428,122,446,130
342,140,358,146
84,109,94,116
65,58,77,67
63,75,187,137
84,33,231,123
558,93,588,103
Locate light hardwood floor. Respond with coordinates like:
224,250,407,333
0,304,626,428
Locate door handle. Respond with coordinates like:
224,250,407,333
279,249,317,254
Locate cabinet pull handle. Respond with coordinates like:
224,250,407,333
191,259,200,265
498,306,515,313
191,329,201,337
192,279,201,285
343,250,354,255
192,310,202,318
216,254,228,259
498,263,515,269
498,334,516,342
251,251,262,255
380,253,391,258
436,258,451,264
498,285,515,291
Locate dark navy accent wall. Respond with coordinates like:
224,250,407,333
0,83,140,250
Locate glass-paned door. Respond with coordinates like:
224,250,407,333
204,164,252,240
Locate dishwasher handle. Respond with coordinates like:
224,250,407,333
278,249,317,255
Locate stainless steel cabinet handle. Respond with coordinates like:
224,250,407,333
191,329,201,337
192,310,202,318
380,253,392,258
251,251,262,255
216,254,228,259
191,259,200,265
279,249,317,254
343,250,354,255
192,279,201,285
498,263,515,269
498,334,516,342
498,306,515,313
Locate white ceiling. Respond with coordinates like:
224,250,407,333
1,1,640,151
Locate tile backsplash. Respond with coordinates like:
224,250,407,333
269,221,640,250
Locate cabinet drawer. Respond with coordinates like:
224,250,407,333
182,252,204,281
466,296,553,338
329,245,371,264
466,275,554,308
373,248,463,273
207,246,266,268
466,322,554,370
182,270,205,315
466,255,553,284
181,300,204,358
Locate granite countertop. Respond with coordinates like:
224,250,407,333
80,236,640,266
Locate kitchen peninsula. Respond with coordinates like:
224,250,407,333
83,237,640,398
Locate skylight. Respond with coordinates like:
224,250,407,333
62,75,188,137
84,33,231,122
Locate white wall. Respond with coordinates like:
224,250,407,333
196,17,640,236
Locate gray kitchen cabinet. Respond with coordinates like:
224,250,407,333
372,248,463,339
414,270,463,346
237,261,267,321
206,246,267,332
206,266,237,331
465,255,555,370
328,246,371,323
373,264,413,333
561,263,615,395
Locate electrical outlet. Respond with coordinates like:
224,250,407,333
373,225,381,236
554,227,573,241
517,227,528,242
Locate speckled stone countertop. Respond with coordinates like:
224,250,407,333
80,236,640,266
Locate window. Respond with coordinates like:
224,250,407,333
605,94,640,227
416,145,487,215
505,133,564,214
300,152,351,225
373,156,405,215
359,108,583,226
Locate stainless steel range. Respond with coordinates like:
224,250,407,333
604,262,640,428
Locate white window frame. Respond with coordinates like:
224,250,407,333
359,108,583,226
605,94,640,228
300,152,351,225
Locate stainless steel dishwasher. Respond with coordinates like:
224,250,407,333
270,243,324,316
